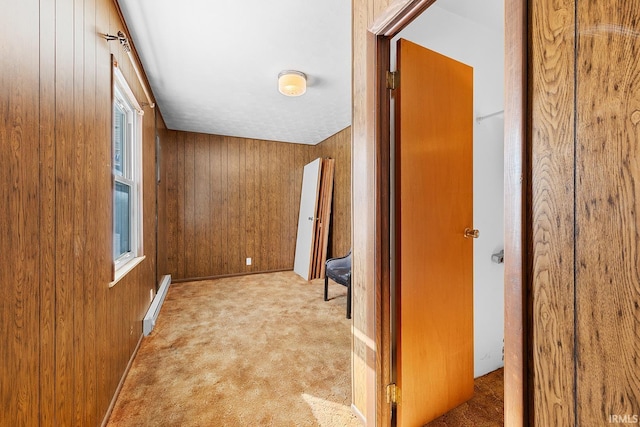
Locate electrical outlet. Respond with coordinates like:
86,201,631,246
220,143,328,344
246,257,252,266
150,289,154,303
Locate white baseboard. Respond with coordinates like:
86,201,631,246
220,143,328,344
143,274,171,336
351,403,366,425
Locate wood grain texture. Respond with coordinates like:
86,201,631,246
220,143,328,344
73,0,88,423
0,1,41,425
158,129,351,281
1,1,160,425
504,0,528,424
375,35,393,427
142,104,158,287
396,40,474,426
166,130,186,279
369,0,436,37
156,114,169,279
82,0,98,421
39,0,57,423
313,128,352,258
576,1,640,424
530,0,576,425
55,1,77,423
267,140,279,270
352,0,382,417
183,133,196,278
94,0,114,419
194,132,210,278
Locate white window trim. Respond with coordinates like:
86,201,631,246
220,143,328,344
110,255,146,288
111,64,144,286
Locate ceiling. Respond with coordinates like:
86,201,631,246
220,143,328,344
434,0,504,31
117,0,352,145
117,0,502,146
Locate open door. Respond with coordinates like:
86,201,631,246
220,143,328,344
395,39,475,426
294,158,322,280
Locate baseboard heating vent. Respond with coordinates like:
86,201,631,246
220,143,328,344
143,274,171,336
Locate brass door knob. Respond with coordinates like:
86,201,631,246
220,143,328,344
464,228,479,239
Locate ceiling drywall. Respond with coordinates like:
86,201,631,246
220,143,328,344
117,0,352,145
435,0,504,31
117,0,503,146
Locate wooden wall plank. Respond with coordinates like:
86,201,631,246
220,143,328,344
245,139,258,273
162,130,177,275
219,136,230,273
194,132,210,277
266,141,278,270
227,136,242,273
576,1,640,424
183,133,196,278
175,131,186,279
288,145,300,263
54,0,77,424
73,0,88,424
258,141,271,271
82,0,98,422
210,134,222,273
142,106,158,292
38,0,57,424
282,142,295,262
238,137,247,272
94,0,112,417
0,1,41,425
105,0,124,412
530,0,576,425
275,142,287,268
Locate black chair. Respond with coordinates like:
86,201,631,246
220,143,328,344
324,250,352,319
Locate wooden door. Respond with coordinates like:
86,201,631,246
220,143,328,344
395,39,474,426
294,158,322,280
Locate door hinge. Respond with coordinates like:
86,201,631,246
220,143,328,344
386,71,399,90
386,383,400,405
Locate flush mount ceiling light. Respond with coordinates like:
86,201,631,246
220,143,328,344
278,70,307,97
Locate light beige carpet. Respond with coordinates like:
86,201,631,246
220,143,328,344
107,271,359,427
425,368,504,426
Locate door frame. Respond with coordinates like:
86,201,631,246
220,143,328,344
367,0,529,425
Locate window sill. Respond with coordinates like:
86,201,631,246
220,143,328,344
109,255,146,288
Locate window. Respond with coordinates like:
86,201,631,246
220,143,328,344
112,64,144,284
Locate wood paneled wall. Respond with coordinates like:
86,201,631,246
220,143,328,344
574,1,640,424
1,1,159,425
158,127,351,281
529,0,640,425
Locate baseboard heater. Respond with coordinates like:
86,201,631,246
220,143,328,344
143,274,171,336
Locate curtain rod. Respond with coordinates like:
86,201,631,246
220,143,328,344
476,110,504,123
103,31,155,109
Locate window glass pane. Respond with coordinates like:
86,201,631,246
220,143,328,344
114,181,131,259
113,103,126,177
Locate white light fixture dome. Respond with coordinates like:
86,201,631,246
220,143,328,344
278,70,307,96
